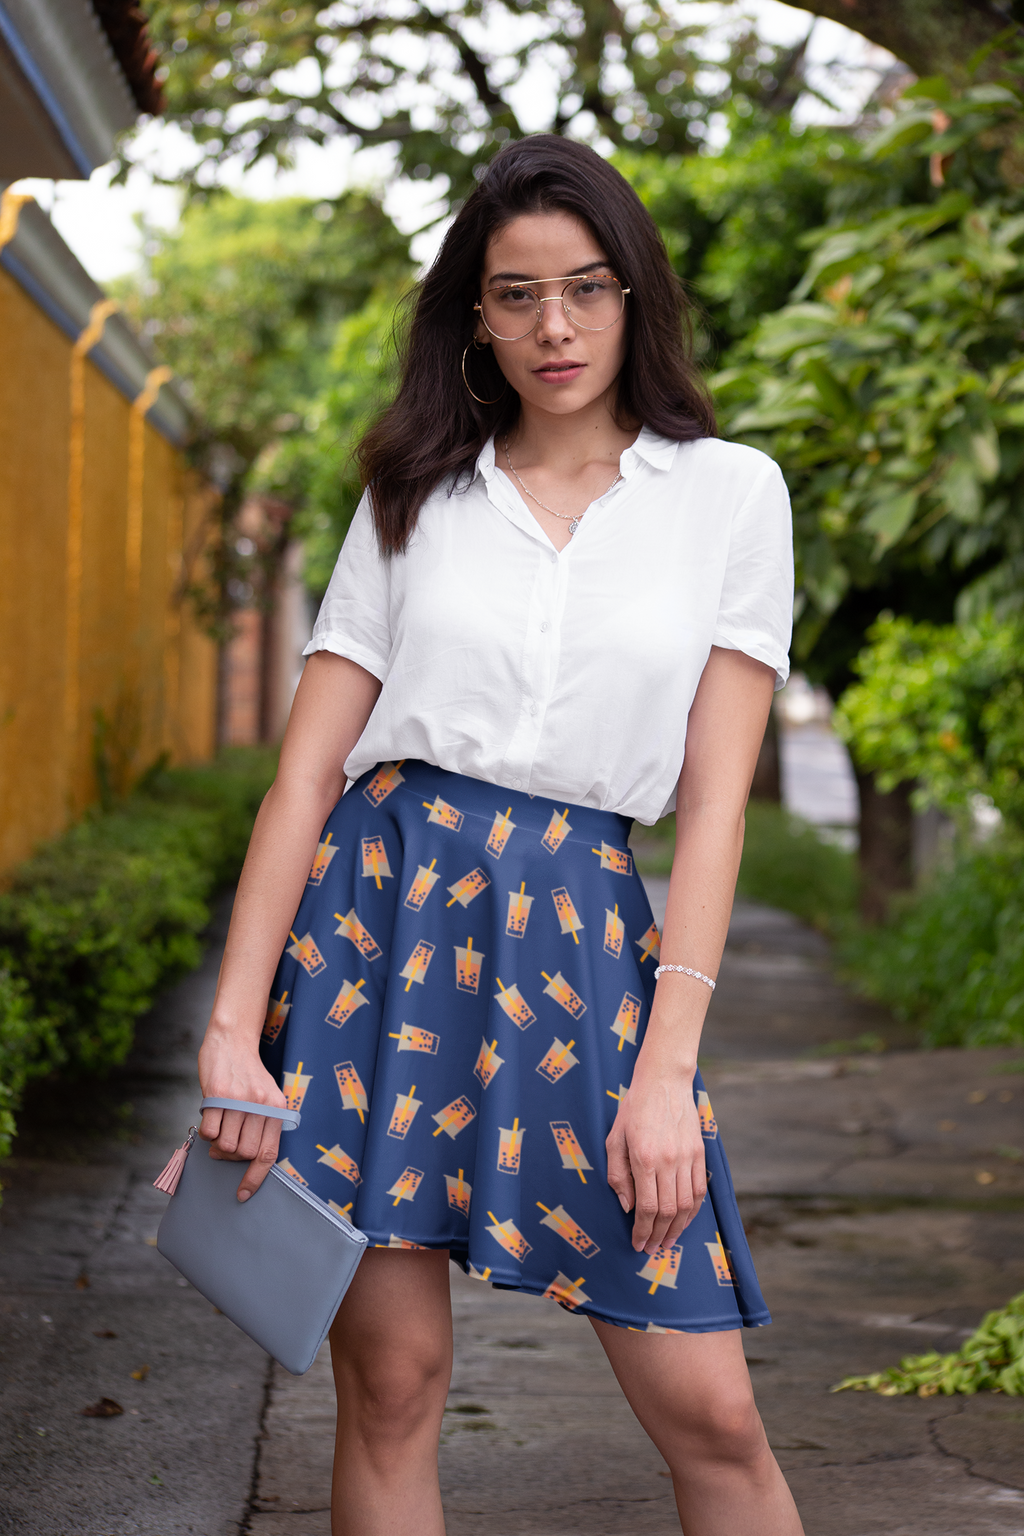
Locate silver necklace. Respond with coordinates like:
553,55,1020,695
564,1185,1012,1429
502,437,623,538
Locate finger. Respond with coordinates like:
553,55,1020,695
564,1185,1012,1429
646,1167,684,1255
232,1112,268,1162
198,1106,223,1144
691,1157,708,1219
666,1166,695,1248
631,1163,659,1252
236,1118,283,1202
605,1125,635,1213
210,1107,246,1155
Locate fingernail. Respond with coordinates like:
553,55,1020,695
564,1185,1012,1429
237,1191,251,1203
619,1196,630,1212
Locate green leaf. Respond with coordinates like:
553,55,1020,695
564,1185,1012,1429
902,77,952,103
940,460,984,522
864,113,934,162
803,358,855,424
863,491,918,550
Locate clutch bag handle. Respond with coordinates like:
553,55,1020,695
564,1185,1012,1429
200,1096,301,1132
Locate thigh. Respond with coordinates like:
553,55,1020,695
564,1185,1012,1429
330,1247,454,1383
591,1319,759,1451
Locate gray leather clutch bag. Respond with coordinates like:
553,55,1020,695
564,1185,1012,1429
154,1097,367,1375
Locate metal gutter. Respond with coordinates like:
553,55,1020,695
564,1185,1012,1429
0,199,190,447
0,0,136,177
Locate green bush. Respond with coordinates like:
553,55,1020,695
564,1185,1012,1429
632,801,857,934
0,748,276,1161
836,613,1024,834
840,843,1024,1047
736,802,857,933
834,1290,1024,1397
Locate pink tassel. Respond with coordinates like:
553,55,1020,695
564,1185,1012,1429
153,1139,191,1196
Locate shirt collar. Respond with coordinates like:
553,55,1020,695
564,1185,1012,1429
619,426,679,476
474,426,678,484
474,435,498,483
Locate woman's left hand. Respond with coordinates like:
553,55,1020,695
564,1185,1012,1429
605,1060,707,1256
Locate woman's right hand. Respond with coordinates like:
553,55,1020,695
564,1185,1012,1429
197,1029,288,1202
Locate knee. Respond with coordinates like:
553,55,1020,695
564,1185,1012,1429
681,1387,768,1470
342,1339,450,1446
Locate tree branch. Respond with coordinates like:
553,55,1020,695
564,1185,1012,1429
780,0,1021,79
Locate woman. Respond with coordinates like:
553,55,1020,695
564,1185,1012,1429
198,134,803,1535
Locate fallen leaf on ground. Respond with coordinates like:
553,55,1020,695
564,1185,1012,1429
975,1170,996,1185
81,1398,124,1418
93,1330,117,1339
130,1365,150,1381
75,1273,89,1290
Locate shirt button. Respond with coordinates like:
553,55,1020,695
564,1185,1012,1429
540,622,549,632
512,778,522,789
550,553,558,565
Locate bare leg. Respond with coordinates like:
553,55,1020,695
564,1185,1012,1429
592,1320,804,1536
330,1248,453,1536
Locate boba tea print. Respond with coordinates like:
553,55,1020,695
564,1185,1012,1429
260,761,770,1333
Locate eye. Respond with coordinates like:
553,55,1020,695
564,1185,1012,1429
495,285,533,306
571,276,615,297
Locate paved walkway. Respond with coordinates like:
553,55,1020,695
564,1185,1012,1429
2,887,1023,1535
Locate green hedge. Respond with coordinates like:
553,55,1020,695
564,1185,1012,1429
633,801,857,934
839,843,1024,1048
0,749,276,1162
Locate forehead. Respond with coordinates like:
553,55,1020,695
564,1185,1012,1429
483,210,607,281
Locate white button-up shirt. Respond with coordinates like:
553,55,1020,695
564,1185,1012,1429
305,429,793,825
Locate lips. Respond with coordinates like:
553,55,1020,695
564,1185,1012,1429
533,361,586,381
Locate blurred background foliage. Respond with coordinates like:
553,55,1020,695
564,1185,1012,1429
114,191,411,630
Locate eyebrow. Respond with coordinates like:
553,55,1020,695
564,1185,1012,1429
487,260,612,283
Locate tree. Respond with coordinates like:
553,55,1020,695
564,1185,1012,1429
781,1,1022,86
137,1,822,200
716,71,1024,913
115,188,411,647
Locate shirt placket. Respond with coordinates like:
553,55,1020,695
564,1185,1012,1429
498,535,567,792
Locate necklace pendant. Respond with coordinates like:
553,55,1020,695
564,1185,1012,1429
568,517,580,537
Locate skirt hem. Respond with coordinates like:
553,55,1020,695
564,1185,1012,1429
356,1229,773,1333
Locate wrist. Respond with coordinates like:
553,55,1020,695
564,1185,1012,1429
204,1012,262,1049
635,1025,699,1079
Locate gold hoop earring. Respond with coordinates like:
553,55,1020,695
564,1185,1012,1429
461,341,506,405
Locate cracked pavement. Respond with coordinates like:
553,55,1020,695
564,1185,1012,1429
1,888,1023,1534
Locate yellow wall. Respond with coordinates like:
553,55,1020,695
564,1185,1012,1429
0,266,217,874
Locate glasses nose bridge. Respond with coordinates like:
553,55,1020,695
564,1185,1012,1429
534,288,575,335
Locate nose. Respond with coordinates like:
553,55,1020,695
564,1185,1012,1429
535,293,575,345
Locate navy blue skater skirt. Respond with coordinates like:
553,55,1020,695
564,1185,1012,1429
260,760,770,1334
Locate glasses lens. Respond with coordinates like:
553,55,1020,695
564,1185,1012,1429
564,275,624,331
480,285,538,341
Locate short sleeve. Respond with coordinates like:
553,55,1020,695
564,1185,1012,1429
302,492,392,681
711,457,793,690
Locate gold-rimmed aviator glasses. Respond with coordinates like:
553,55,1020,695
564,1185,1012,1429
475,272,630,342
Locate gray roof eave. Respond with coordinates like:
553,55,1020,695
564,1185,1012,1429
0,0,137,177
2,199,190,447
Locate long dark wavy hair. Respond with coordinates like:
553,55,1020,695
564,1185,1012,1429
359,134,716,553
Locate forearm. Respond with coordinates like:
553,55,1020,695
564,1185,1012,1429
635,647,775,1080
203,651,382,1060
641,804,745,1074
206,774,342,1050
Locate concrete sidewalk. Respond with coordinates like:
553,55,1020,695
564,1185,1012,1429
2,888,1023,1534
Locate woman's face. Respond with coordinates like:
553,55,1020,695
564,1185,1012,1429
477,211,628,419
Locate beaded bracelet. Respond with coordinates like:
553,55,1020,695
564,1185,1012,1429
653,964,716,991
